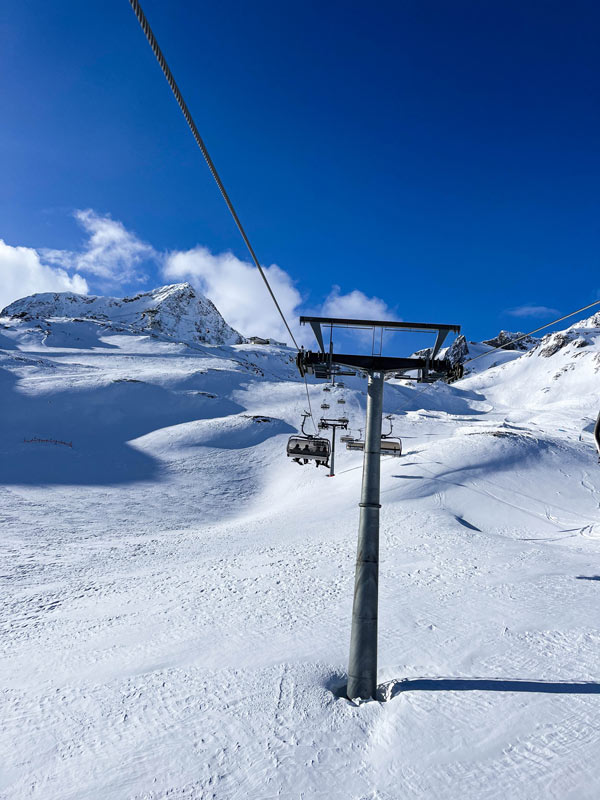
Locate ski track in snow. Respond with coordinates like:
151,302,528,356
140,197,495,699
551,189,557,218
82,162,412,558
1,313,600,799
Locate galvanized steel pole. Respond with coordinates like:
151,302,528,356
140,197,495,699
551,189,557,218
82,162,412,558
347,370,384,700
329,426,336,477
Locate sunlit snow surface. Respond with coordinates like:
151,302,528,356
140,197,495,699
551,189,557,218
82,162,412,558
2,311,600,799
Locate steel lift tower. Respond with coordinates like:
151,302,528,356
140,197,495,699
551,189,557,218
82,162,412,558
318,416,349,477
297,316,461,701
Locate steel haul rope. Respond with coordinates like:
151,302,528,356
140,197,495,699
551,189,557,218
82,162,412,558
128,0,300,352
463,299,600,366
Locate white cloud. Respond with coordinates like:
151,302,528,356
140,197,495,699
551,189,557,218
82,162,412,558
164,249,396,343
0,239,88,313
320,285,397,320
312,286,399,351
42,209,156,285
163,246,303,341
2,209,396,345
506,304,560,318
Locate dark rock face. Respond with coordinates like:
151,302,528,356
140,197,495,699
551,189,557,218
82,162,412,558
538,331,577,358
447,334,469,365
482,331,537,351
413,334,469,367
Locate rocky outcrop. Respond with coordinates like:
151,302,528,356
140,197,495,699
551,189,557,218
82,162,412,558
482,331,537,351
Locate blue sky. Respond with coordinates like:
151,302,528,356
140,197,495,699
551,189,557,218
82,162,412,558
1,0,599,344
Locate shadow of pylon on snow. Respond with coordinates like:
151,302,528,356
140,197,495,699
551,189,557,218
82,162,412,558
377,677,600,702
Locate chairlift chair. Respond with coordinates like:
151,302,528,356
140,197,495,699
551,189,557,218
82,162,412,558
337,398,346,404
321,402,330,410
346,439,365,451
345,428,364,451
380,414,402,457
286,412,331,468
380,438,402,456
345,439,402,455
323,386,331,392
345,418,402,456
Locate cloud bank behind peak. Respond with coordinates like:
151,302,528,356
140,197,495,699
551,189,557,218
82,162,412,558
2,209,397,342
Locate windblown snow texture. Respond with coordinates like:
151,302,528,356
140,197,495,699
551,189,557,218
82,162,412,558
1,291,600,800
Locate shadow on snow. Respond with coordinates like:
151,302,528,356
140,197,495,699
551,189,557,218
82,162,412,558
0,367,247,486
325,673,600,701
378,677,600,700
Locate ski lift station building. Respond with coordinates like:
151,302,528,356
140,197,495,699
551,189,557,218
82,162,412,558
247,336,287,346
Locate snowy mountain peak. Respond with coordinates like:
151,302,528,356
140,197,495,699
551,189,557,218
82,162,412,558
482,330,537,351
1,282,245,346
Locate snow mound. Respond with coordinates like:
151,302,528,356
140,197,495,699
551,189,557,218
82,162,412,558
1,283,244,347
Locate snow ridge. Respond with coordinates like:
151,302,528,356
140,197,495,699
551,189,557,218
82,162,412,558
1,283,245,347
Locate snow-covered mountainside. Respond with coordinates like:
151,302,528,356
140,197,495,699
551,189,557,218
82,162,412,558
422,330,541,378
2,297,600,800
1,282,244,346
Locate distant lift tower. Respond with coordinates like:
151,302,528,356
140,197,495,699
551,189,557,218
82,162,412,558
297,316,461,701
318,416,349,477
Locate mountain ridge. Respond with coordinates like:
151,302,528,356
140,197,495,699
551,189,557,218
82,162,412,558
1,282,245,347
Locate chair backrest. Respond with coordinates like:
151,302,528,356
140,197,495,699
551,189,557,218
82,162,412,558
287,436,331,460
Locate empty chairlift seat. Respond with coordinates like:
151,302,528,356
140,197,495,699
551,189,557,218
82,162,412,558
346,439,364,451
380,437,402,456
346,437,402,456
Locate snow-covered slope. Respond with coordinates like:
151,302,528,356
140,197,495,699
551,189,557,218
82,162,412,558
2,298,600,800
462,311,600,416
1,282,244,346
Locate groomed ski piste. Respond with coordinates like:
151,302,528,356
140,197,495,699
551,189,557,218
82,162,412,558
2,285,600,799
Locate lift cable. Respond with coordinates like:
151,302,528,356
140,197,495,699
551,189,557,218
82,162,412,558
127,0,320,433
303,379,318,433
463,299,600,366
127,0,299,352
